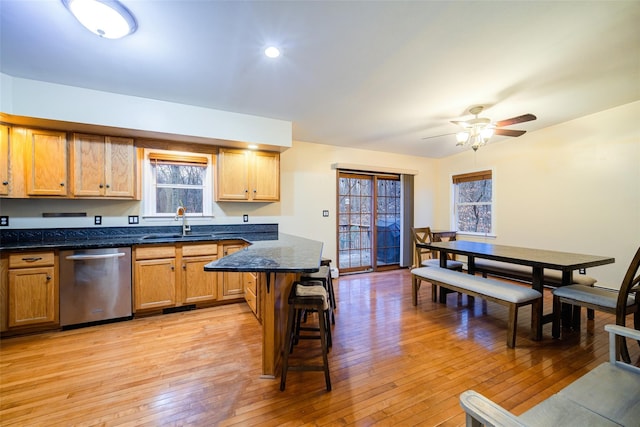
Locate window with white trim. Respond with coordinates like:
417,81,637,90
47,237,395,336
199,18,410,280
143,149,213,217
452,170,494,234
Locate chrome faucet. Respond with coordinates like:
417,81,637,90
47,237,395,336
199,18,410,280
176,205,191,236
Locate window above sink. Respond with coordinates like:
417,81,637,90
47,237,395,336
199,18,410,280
142,148,213,219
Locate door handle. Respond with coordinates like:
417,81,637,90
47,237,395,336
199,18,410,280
65,253,126,260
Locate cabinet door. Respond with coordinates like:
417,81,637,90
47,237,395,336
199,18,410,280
251,151,280,201
134,259,176,310
71,133,105,197
0,124,9,196
217,148,249,201
8,266,57,327
105,136,136,197
220,244,245,299
26,129,68,196
182,255,218,304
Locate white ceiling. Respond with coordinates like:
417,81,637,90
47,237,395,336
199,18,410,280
1,1,638,158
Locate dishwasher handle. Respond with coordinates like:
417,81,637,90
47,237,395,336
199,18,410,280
65,253,127,261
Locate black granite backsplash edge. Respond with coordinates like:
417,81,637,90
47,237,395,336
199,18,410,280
0,223,278,244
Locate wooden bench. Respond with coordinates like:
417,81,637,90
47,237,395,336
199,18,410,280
411,267,542,348
474,259,599,321
460,324,640,426
473,259,597,287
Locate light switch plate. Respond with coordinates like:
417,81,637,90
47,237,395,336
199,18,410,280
243,214,249,223
128,215,139,224
323,210,329,217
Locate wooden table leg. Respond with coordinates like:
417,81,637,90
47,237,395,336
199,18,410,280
532,266,544,340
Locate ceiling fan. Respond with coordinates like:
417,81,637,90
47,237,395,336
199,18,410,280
424,106,537,151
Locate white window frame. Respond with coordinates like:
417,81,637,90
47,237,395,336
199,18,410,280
450,169,496,237
142,148,213,218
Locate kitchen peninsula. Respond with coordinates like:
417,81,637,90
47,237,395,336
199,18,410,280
204,233,324,378
1,224,323,378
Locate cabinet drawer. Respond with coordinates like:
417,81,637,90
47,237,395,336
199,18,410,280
245,287,257,313
245,272,257,293
9,252,55,268
135,245,176,260
181,243,218,257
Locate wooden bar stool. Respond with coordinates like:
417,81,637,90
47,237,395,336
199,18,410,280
300,265,336,324
280,281,332,392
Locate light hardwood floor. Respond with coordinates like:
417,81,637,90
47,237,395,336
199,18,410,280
1,269,638,426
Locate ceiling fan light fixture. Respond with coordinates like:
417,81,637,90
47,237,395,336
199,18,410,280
456,131,470,145
480,127,494,142
63,0,137,39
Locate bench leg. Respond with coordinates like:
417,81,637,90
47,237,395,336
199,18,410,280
531,299,542,341
572,305,582,330
431,284,438,302
552,295,561,339
507,304,517,348
412,276,420,306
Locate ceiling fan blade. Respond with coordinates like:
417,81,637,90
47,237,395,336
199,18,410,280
495,114,536,127
422,132,455,140
494,128,526,137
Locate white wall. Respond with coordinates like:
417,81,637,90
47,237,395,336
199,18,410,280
1,73,292,148
277,141,438,261
435,101,640,287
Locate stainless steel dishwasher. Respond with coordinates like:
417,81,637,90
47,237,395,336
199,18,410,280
60,247,132,327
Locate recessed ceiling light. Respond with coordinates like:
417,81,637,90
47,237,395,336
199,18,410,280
62,0,137,39
264,46,281,58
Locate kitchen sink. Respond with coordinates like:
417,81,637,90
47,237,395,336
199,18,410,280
139,233,217,241
140,233,183,240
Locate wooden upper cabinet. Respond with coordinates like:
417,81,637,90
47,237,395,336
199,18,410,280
251,150,279,201
216,148,279,202
25,129,68,196
0,125,9,196
217,148,250,201
71,133,136,198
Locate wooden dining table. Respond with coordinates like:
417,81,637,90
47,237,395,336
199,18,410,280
416,240,615,339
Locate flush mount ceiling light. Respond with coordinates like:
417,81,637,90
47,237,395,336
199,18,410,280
62,0,137,39
264,46,281,58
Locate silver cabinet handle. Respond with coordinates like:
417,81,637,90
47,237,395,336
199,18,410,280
65,253,126,260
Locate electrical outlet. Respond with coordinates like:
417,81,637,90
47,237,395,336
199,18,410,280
243,214,249,223
579,268,586,275
322,210,329,217
94,215,102,225
0,216,8,226
128,215,139,224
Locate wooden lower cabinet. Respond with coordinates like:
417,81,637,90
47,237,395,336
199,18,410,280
134,245,177,311
219,242,245,300
181,243,218,304
244,272,260,320
134,243,223,312
134,257,176,310
6,251,58,328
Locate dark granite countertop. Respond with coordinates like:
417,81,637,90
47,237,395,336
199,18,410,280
0,224,278,251
204,233,323,273
1,225,323,275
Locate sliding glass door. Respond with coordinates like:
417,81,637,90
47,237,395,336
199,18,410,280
337,172,401,274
